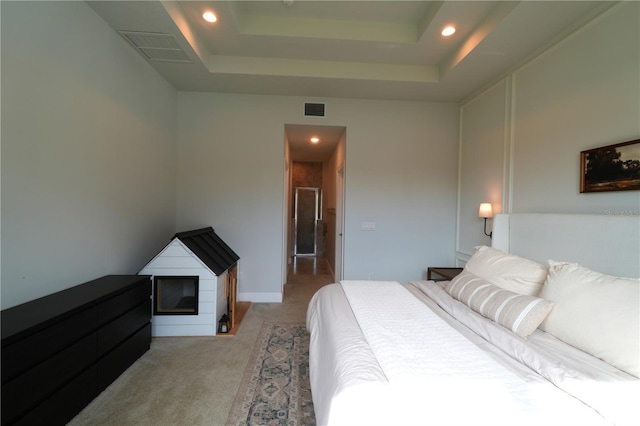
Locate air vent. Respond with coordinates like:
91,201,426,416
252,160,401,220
119,31,192,63
304,102,326,117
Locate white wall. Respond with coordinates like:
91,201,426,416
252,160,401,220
1,1,177,309
176,93,459,301
512,2,640,213
343,100,459,282
457,2,640,262
458,79,510,262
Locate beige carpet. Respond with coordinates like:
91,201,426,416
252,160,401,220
68,259,332,426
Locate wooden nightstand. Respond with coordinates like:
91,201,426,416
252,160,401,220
427,267,463,281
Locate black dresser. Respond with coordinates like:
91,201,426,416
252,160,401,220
1,275,152,426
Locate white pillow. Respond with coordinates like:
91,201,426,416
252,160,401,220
464,246,548,296
539,261,640,378
446,270,554,339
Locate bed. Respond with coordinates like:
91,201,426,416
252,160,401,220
307,213,640,426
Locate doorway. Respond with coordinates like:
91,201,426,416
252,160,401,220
284,124,346,283
294,187,321,256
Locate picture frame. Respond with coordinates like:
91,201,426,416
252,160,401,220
580,139,640,193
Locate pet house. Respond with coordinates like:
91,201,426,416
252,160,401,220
139,227,239,336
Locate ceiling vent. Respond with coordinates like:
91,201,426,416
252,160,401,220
118,31,192,63
304,102,326,117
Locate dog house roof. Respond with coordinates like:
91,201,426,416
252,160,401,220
173,227,239,275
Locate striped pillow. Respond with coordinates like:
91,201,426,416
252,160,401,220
445,270,554,338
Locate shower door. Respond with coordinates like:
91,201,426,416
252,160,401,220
294,187,321,256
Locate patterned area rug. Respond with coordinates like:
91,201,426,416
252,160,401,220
227,322,316,426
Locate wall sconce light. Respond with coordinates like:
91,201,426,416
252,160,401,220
478,202,493,238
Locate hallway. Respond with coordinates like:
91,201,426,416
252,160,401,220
283,256,334,306
290,256,333,277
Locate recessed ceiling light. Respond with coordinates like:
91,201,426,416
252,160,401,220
202,11,217,23
442,26,456,37
310,137,320,144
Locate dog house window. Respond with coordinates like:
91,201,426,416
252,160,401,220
154,276,199,315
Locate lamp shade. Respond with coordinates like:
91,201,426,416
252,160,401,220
478,203,493,218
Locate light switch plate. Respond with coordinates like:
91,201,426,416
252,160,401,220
361,221,376,231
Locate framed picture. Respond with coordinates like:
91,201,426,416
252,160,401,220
580,139,640,193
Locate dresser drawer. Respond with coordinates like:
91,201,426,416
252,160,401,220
98,299,151,356
11,365,98,426
98,279,150,325
2,333,97,424
98,322,151,391
1,307,97,383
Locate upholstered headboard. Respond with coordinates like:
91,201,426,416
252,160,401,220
492,213,640,278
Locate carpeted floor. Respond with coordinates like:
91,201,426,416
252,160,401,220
227,322,315,426
68,257,332,426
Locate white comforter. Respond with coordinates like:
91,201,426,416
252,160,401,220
307,280,639,426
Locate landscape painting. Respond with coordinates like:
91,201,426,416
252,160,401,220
580,139,640,193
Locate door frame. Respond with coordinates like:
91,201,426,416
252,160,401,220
282,123,346,286
335,163,345,281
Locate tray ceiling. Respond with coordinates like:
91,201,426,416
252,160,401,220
89,1,611,103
